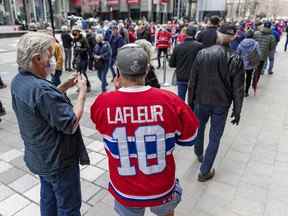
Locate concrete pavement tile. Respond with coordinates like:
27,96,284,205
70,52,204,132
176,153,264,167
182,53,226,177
230,197,265,216
96,158,108,171
88,152,106,166
245,161,274,177
276,152,288,163
86,202,117,216
82,137,95,145
88,133,102,141
14,203,40,216
9,174,39,193
81,180,102,202
205,181,236,202
264,200,288,216
0,167,26,184
218,159,247,175
236,182,268,203
0,194,30,216
250,149,277,165
0,149,23,162
94,172,109,189
0,161,12,173
225,150,251,163
241,171,272,189
0,142,13,155
0,184,14,202
87,189,108,205
87,140,105,153
268,184,288,204
81,166,105,182
81,202,91,215
213,168,242,187
81,126,97,137
9,156,29,171
196,194,230,216
101,192,114,207
23,184,41,204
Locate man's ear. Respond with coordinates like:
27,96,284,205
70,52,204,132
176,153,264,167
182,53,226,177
31,54,41,65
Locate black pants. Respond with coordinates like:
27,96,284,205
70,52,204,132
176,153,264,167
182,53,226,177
78,59,91,88
157,48,168,68
0,75,4,87
245,69,254,94
252,61,265,91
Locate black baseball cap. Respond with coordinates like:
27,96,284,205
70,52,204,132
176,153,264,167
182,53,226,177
218,23,237,36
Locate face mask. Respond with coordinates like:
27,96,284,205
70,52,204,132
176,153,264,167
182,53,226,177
45,56,56,75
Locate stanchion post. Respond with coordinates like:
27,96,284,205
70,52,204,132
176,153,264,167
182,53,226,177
162,55,170,87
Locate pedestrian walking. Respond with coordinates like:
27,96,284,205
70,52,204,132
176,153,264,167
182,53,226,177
108,25,126,80
196,16,220,48
91,43,199,216
72,25,91,91
237,30,261,97
0,75,6,122
188,23,245,182
284,25,288,51
51,39,64,86
61,25,73,71
169,26,204,101
135,39,161,88
156,26,171,69
94,34,112,92
11,32,90,216
253,21,276,93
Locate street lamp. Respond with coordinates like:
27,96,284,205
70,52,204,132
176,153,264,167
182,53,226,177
47,0,55,36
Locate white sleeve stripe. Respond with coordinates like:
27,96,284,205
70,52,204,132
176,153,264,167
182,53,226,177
178,129,198,142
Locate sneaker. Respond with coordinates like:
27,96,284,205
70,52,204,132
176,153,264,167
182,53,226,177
198,169,215,182
0,108,6,117
87,87,91,93
157,66,161,70
245,92,249,97
0,83,7,89
268,72,274,75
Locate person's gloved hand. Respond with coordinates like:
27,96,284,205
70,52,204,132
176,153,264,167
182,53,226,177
231,112,240,126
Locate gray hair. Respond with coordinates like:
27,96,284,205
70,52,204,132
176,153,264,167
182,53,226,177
17,32,54,71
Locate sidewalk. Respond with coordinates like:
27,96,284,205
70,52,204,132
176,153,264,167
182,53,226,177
0,41,288,216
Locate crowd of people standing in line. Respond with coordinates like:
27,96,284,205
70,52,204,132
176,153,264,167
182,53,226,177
0,15,287,216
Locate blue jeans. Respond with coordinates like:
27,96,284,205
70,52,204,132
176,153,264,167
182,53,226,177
177,81,188,101
97,63,109,92
267,48,276,73
193,104,229,175
39,165,81,216
51,70,62,87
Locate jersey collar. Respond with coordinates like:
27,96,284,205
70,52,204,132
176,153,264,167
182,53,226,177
118,86,151,93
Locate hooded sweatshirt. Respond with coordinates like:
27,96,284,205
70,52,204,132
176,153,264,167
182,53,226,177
237,38,260,70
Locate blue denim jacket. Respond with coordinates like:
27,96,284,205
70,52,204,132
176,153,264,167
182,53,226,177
11,70,89,176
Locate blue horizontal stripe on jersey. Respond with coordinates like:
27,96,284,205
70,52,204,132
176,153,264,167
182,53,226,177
109,183,175,202
103,136,176,156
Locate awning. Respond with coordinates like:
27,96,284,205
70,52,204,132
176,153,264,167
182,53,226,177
127,0,140,5
107,0,119,6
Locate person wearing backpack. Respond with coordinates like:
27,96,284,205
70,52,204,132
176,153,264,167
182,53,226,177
237,30,261,97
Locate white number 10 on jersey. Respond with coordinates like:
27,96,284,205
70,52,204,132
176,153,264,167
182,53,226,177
112,125,167,176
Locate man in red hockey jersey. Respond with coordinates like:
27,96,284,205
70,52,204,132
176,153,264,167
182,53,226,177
156,26,172,69
91,44,199,216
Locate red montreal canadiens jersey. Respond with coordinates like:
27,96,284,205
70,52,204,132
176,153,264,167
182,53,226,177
90,86,199,207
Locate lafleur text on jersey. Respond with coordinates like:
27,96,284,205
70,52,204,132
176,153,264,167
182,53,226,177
107,105,164,124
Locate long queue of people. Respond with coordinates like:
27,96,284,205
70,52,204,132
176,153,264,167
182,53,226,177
0,15,287,216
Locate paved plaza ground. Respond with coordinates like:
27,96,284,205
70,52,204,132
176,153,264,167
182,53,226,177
0,36,288,216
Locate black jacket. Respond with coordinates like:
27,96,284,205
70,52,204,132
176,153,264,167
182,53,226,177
188,45,245,116
169,38,204,82
196,26,218,48
73,34,89,60
145,65,160,88
61,32,73,49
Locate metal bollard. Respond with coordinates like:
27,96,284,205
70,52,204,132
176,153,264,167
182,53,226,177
162,55,170,87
